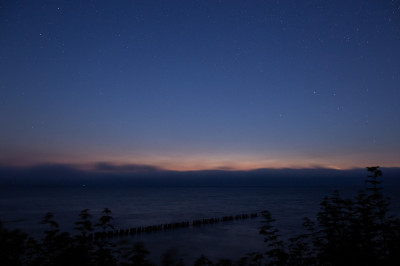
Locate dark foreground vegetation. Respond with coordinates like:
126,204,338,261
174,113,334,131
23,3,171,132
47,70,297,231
1,167,400,265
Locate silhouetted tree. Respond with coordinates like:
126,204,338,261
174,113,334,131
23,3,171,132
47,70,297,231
30,212,76,266
160,248,184,266
286,217,316,265
236,252,264,266
93,208,117,266
259,210,287,265
257,166,400,266
194,255,213,266
120,241,154,266
0,221,27,266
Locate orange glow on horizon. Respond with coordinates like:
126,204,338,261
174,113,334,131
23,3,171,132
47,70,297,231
1,151,398,171
1,146,399,171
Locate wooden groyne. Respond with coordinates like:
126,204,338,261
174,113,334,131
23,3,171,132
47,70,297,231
88,212,259,240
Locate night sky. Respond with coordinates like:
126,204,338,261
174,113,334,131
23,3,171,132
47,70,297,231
1,0,399,171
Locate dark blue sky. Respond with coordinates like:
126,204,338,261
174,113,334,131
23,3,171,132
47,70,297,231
1,0,399,170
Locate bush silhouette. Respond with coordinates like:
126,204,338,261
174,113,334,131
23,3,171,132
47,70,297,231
0,221,28,266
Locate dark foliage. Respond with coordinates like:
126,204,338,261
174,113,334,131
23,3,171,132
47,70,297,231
194,255,214,266
0,208,153,266
193,167,400,265
0,221,27,266
249,166,400,266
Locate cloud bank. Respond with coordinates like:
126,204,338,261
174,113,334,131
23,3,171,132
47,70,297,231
0,162,399,188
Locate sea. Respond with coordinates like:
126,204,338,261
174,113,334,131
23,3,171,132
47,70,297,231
1,184,400,264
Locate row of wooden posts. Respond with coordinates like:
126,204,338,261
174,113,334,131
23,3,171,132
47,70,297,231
89,212,259,240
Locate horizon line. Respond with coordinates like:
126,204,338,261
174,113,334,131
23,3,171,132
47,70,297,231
1,161,398,173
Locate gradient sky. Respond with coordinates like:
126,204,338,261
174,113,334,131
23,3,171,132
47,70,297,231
1,0,399,170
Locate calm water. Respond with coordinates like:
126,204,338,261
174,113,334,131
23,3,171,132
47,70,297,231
1,185,399,263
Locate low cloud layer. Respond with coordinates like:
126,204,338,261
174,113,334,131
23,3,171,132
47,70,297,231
0,162,399,188
93,162,162,173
